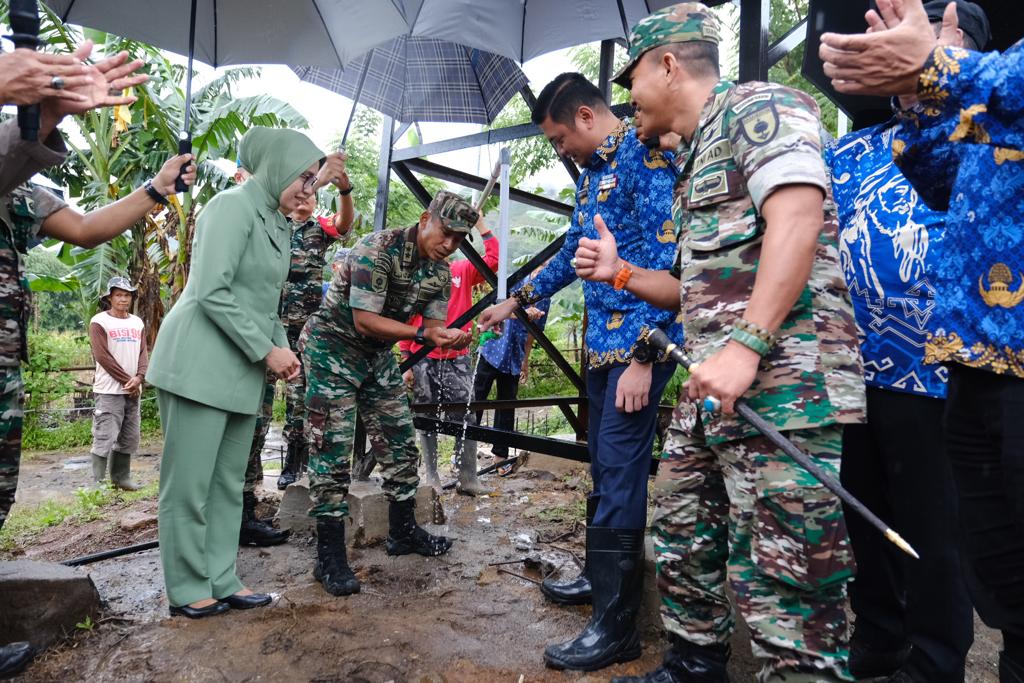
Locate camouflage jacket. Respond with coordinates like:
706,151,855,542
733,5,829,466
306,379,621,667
303,224,450,375
280,218,335,329
0,184,67,367
671,80,865,444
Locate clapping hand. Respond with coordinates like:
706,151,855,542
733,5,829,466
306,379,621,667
43,45,148,120
0,48,93,106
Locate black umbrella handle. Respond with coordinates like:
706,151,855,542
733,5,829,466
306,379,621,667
175,132,192,194
9,0,42,142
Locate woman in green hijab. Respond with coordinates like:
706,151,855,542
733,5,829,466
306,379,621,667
147,127,325,618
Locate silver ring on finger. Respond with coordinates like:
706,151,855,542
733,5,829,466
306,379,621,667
50,75,65,90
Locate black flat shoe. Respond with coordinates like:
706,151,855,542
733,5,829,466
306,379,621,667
221,592,272,609
169,601,231,619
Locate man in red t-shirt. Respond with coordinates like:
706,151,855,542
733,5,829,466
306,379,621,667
399,214,498,495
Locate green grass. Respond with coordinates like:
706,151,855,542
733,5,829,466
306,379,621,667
0,481,159,553
536,498,586,524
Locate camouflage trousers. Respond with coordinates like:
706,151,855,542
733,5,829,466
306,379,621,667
0,366,22,531
282,324,307,448
243,371,276,494
304,347,419,519
652,402,854,682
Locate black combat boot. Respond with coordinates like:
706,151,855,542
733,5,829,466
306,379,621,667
543,526,644,672
277,439,305,490
385,498,452,556
540,495,599,605
314,517,360,596
848,631,910,680
0,642,32,678
610,636,731,683
239,491,290,547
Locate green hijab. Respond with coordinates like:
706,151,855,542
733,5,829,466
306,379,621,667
236,126,324,213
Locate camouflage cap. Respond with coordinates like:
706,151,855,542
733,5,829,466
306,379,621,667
613,2,721,88
428,190,479,234
100,275,137,301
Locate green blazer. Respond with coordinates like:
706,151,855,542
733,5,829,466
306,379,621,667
147,128,323,414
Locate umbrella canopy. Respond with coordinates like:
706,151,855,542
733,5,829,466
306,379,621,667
292,37,529,125
42,0,415,69
410,0,679,63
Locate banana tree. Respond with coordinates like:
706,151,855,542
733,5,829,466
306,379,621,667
28,9,306,340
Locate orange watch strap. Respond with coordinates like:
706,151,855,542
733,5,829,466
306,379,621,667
613,262,634,290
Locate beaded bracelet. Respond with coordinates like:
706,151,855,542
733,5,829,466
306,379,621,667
729,327,772,356
733,318,776,347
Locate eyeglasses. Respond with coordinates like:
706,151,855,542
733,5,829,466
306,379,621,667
299,173,318,193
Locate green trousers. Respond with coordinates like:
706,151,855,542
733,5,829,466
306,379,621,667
157,390,257,607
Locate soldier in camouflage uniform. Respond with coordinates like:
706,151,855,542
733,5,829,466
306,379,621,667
301,189,475,597
574,4,867,682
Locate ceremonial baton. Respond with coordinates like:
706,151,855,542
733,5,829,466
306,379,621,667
647,328,920,560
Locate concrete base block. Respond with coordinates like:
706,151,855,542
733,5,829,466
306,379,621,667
0,560,101,650
346,481,436,547
274,476,315,536
275,477,437,547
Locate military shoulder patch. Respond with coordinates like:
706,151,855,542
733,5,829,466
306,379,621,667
737,102,780,147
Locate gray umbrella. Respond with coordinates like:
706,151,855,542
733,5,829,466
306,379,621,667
42,0,415,69
292,36,529,127
411,0,679,63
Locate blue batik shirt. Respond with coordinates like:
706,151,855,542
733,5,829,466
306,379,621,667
480,283,551,375
826,120,947,398
894,42,1024,379
514,121,683,369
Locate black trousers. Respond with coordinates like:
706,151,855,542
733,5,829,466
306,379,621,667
945,364,1024,661
472,357,519,458
841,386,973,682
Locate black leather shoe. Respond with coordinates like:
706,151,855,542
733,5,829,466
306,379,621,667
0,641,33,678
221,592,272,609
169,601,231,619
386,499,452,557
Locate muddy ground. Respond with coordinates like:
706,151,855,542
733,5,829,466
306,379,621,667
4,434,1003,683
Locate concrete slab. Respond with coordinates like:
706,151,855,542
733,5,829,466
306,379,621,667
0,560,101,650
274,477,438,547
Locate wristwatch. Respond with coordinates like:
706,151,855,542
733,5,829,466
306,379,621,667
632,339,654,364
338,184,353,196
414,325,427,345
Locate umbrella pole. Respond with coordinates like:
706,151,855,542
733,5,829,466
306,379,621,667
339,58,371,149
496,147,511,302
175,0,198,193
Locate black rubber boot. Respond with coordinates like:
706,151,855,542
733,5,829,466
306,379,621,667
1002,651,1024,683
543,526,645,672
314,517,360,596
0,641,32,678
610,636,730,683
541,495,600,605
277,439,305,490
239,491,290,547
385,498,452,557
